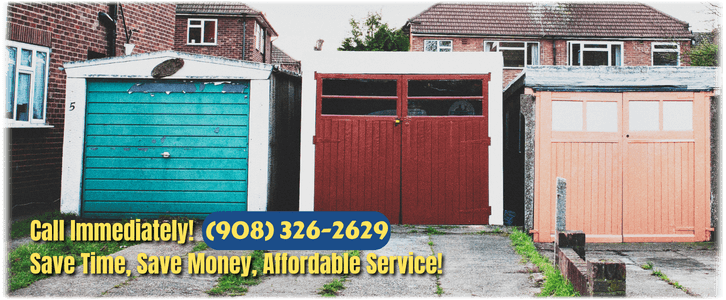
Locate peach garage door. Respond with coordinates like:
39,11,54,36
533,91,710,243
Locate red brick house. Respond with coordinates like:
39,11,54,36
6,3,177,214
173,3,278,64
403,3,694,87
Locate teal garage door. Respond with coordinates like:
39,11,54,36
82,80,249,219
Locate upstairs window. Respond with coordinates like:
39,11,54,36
485,41,539,68
652,42,679,66
6,41,50,126
424,40,452,52
255,22,266,54
568,41,623,66
187,19,217,45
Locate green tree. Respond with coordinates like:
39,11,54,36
338,12,409,51
686,41,719,66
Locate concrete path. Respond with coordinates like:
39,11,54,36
537,242,720,297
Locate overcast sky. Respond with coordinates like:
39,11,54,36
245,0,722,62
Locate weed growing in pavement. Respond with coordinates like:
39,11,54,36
206,250,265,296
650,268,698,296
409,230,418,233
191,242,209,252
320,278,346,297
641,261,654,270
403,224,415,228
426,227,446,235
436,285,444,295
317,251,360,297
428,241,434,246
509,228,579,296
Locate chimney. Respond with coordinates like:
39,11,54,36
314,39,324,51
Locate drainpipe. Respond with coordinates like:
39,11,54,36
242,16,247,60
552,38,557,65
99,4,118,57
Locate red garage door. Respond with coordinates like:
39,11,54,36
314,74,491,224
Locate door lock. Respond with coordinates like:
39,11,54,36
395,118,401,125
161,152,171,158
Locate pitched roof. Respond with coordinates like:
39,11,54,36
176,3,260,15
406,3,692,39
271,45,299,65
176,3,278,36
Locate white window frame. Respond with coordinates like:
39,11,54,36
186,18,217,45
424,40,453,52
484,41,540,69
567,41,624,66
651,42,680,66
255,21,266,54
6,40,51,127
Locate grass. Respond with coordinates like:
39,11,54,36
206,250,266,296
320,278,346,297
436,225,460,229
8,236,140,291
436,285,444,295
318,251,360,297
650,267,697,296
425,227,446,235
191,242,208,252
641,261,654,270
428,241,434,246
509,228,579,297
11,211,77,239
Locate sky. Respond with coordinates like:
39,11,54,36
245,0,723,62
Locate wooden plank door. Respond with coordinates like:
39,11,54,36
314,74,491,225
401,75,491,224
534,92,623,242
313,75,402,223
622,92,710,242
82,80,249,219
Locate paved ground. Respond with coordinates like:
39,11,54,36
9,223,720,297
536,242,720,297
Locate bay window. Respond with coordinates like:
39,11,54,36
6,41,50,126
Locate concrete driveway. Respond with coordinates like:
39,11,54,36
10,225,541,297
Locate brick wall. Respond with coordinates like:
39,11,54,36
174,16,271,63
6,3,176,215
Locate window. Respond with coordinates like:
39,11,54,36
568,41,623,66
6,41,50,126
552,101,617,132
424,40,452,52
485,41,539,68
255,22,265,54
652,42,679,66
187,19,217,45
629,100,692,131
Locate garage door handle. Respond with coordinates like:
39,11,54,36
161,152,171,158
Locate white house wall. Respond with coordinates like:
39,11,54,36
299,51,505,225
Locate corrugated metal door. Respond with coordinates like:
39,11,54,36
314,74,491,224
533,91,711,242
81,80,249,219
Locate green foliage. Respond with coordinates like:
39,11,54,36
426,227,445,235
641,261,654,270
320,278,346,297
428,241,434,246
338,11,409,51
346,250,360,257
206,250,266,296
509,229,579,297
8,236,140,291
11,211,77,239
686,42,719,66
191,242,208,252
436,285,444,295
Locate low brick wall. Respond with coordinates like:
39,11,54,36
557,247,589,296
555,230,626,296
